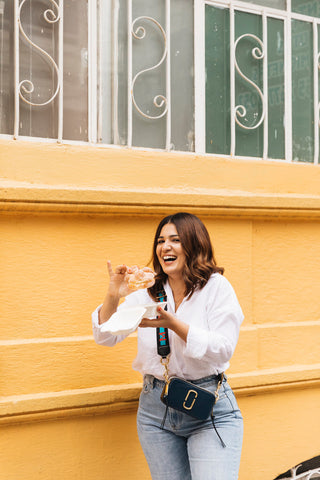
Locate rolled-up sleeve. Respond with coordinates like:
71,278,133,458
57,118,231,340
92,304,128,346
183,276,244,364
91,289,148,346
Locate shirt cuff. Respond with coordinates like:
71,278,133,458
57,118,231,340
92,304,121,346
184,325,233,363
92,304,103,329
184,324,209,360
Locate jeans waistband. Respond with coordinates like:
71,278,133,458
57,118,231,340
145,372,225,387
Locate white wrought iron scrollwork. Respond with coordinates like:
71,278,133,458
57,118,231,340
305,471,320,479
234,33,265,130
289,463,320,479
131,16,168,120
18,0,61,107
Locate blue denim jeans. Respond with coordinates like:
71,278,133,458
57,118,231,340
137,374,243,480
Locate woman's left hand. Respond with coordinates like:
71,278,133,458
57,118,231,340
139,306,189,343
139,306,175,330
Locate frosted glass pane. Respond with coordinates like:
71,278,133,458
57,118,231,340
292,0,320,18
98,0,112,144
234,11,263,158
170,0,194,151
0,0,88,141
132,0,194,150
205,7,286,160
205,5,230,155
292,19,314,163
267,18,285,159
101,0,194,151
18,1,60,138
240,0,286,9
63,0,88,141
131,0,167,148
0,1,14,134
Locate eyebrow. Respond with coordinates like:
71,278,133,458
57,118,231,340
157,234,180,239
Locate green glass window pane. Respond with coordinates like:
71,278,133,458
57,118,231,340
235,11,263,158
292,0,320,18
267,18,285,159
318,24,320,163
205,5,230,155
292,19,314,163
131,0,167,149
240,0,285,10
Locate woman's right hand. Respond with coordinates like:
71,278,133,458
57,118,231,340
107,261,133,298
99,261,155,325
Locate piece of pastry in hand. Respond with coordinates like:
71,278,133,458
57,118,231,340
127,266,155,290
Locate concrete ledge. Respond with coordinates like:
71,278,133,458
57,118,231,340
2,139,320,219
2,181,320,219
0,384,142,425
1,364,320,425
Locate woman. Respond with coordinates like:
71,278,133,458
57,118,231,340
92,212,244,480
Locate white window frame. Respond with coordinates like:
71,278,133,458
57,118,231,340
196,0,320,164
2,0,320,165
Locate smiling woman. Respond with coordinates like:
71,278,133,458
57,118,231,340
92,212,244,480
149,212,224,304
156,224,186,283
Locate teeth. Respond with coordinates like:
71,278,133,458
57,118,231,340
164,256,176,261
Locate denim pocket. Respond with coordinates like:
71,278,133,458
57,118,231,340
143,383,151,395
142,375,155,394
219,388,242,420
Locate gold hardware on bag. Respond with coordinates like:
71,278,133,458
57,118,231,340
183,389,198,410
160,356,170,395
214,373,224,401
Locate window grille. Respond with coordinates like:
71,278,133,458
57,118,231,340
0,0,319,164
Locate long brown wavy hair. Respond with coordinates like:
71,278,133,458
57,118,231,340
148,212,224,301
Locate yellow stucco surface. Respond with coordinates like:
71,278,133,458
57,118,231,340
1,140,320,479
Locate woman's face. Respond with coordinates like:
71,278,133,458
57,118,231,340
156,223,186,280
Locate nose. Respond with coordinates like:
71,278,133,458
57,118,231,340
162,240,172,250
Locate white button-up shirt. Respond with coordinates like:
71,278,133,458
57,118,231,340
92,273,244,380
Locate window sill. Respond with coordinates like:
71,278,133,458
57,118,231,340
1,139,320,218
1,180,320,219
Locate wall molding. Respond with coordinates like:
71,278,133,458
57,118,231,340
1,364,320,425
1,182,320,219
2,139,320,219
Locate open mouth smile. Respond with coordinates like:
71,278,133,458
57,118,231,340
163,255,177,264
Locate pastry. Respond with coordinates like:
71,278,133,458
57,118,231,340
127,266,155,290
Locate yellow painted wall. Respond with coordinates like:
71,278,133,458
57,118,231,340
1,140,320,479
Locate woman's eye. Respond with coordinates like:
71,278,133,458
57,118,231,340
157,239,164,244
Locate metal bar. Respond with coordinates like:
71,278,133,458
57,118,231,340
205,0,320,24
262,12,268,160
57,0,63,143
165,0,171,151
0,1,5,134
97,0,103,143
291,11,320,24
313,21,319,164
13,0,19,139
194,0,205,154
230,3,235,156
127,0,132,147
284,13,292,162
286,0,291,13
205,0,288,20
112,0,120,144
88,0,98,143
